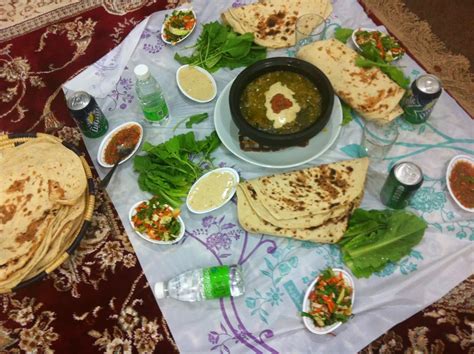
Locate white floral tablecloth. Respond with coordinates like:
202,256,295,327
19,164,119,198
64,0,474,352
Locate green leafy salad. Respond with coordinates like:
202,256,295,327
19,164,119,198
134,131,220,208
338,209,427,278
175,21,267,72
334,27,410,89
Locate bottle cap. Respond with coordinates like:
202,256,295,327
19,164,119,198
154,282,166,299
134,64,150,80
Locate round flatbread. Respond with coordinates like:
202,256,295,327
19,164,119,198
222,0,332,49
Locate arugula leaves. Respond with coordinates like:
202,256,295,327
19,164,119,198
173,113,209,131
134,132,221,208
185,113,209,128
338,209,427,278
174,21,267,72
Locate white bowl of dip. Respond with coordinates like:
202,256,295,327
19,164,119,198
186,167,239,214
176,65,217,103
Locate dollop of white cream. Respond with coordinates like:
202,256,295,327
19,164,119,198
264,82,301,129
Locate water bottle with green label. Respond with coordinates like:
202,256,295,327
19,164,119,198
154,265,245,302
134,64,169,125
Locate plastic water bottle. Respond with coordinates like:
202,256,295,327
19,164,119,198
154,265,245,302
134,64,169,124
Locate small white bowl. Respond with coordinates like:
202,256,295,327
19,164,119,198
161,8,197,45
446,154,474,213
97,122,143,168
302,268,355,335
351,27,403,62
351,27,375,52
176,65,217,103
186,167,239,214
129,200,185,245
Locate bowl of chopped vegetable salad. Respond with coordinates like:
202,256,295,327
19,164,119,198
129,198,185,244
301,268,354,334
161,8,197,45
352,28,405,63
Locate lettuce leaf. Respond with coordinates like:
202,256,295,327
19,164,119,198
334,28,354,43
339,209,427,278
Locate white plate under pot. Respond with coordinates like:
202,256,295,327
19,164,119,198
213,80,342,169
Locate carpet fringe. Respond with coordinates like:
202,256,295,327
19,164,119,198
359,0,474,117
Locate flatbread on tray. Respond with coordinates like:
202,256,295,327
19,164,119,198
297,39,405,123
0,137,87,291
236,158,369,243
222,0,332,49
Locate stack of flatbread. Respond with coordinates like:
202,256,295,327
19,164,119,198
222,0,332,49
237,158,369,243
297,39,405,123
0,137,87,292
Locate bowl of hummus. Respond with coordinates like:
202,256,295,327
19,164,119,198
229,57,334,148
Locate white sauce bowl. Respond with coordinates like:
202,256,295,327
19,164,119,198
302,268,355,335
129,200,186,245
446,154,474,213
97,122,143,168
176,65,217,103
186,167,239,214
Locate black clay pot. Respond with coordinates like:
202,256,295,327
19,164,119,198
229,57,334,148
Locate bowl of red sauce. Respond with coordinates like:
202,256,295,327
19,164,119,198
446,155,474,213
97,122,143,168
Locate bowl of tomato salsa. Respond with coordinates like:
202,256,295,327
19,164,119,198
446,155,474,213
97,122,143,168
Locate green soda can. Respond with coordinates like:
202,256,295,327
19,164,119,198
67,91,109,138
380,162,423,209
401,74,442,124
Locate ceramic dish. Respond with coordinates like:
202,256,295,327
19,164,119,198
351,27,375,51
161,8,197,45
176,65,217,103
97,122,143,168
214,80,342,169
186,167,239,214
129,200,185,245
446,154,474,213
351,27,404,62
302,268,355,334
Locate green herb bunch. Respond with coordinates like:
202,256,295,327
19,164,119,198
174,21,267,72
134,131,221,208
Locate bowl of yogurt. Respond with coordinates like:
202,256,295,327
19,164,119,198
176,65,217,103
186,167,239,214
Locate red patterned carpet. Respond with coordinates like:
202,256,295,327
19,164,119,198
0,1,472,353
